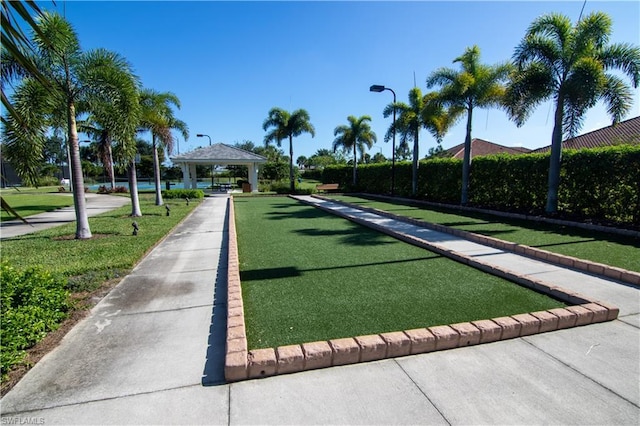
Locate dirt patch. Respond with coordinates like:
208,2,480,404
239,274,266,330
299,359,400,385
0,276,123,397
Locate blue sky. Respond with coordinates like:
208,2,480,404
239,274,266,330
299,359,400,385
40,1,640,161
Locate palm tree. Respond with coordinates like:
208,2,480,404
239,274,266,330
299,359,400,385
1,0,49,126
138,89,189,206
296,155,308,169
263,107,315,192
2,12,141,239
79,54,141,192
505,12,640,214
427,45,511,205
383,88,456,196
332,115,377,185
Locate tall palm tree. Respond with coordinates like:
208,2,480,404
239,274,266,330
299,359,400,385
332,115,377,185
427,45,511,205
2,12,141,239
79,54,141,191
504,12,640,214
138,89,189,206
263,107,315,192
383,88,456,196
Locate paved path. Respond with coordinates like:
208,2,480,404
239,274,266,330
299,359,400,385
1,195,638,425
0,193,130,239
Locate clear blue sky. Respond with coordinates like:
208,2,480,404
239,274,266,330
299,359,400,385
41,1,640,161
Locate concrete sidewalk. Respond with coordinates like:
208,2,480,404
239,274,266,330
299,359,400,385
0,193,130,239
1,195,638,425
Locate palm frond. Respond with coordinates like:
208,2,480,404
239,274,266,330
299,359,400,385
599,42,640,87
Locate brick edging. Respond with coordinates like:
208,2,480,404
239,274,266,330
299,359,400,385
224,195,621,382
311,194,640,288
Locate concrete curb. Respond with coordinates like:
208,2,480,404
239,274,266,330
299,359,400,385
312,194,640,288
224,196,620,382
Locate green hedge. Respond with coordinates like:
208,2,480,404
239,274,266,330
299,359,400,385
1,263,70,378
161,189,205,199
322,145,640,226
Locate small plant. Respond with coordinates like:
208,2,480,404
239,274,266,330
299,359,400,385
1,262,70,378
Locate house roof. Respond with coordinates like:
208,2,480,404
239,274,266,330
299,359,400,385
170,143,267,164
445,138,531,159
531,116,640,153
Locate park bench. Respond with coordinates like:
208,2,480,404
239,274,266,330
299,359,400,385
316,183,339,192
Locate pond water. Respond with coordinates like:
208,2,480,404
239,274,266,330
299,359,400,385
87,181,219,191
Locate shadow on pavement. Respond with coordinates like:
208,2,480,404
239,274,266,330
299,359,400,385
201,207,229,386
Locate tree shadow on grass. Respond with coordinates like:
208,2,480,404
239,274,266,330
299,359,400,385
240,255,441,282
267,208,330,220
294,227,396,247
440,220,497,227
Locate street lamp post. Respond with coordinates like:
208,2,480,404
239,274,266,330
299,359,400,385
370,84,396,195
196,134,214,190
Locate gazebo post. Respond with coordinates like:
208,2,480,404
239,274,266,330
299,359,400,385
189,164,197,189
249,163,259,193
181,164,190,189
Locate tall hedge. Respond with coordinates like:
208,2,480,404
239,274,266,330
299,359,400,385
322,145,640,227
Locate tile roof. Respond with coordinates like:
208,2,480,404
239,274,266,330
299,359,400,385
531,116,640,153
445,138,531,159
171,143,267,163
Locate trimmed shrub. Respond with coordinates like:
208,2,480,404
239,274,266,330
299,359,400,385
1,263,70,378
319,145,640,227
161,189,204,199
559,146,640,224
470,153,548,213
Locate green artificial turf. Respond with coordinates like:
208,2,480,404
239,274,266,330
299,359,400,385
1,192,74,221
327,195,640,273
234,196,566,350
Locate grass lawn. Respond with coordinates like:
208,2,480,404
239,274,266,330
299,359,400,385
327,195,640,273
234,196,566,350
1,189,74,221
1,193,200,291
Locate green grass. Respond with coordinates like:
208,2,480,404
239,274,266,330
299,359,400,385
327,195,640,273
1,194,200,291
1,190,74,221
235,196,566,350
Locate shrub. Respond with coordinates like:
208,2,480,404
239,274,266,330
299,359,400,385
1,263,70,378
161,189,204,199
36,176,60,187
318,145,640,226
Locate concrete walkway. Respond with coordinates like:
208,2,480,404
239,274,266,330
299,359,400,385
1,195,638,425
0,193,130,239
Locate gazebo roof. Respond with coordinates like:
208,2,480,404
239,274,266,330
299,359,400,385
170,143,267,164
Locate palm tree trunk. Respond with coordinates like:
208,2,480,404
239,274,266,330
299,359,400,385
411,130,419,196
461,106,473,205
352,144,357,186
68,101,92,239
128,159,142,217
152,134,163,206
289,135,295,193
106,143,116,189
546,98,565,214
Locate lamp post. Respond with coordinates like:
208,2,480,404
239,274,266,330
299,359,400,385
196,134,214,190
370,84,396,195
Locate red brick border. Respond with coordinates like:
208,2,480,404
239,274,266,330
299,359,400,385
224,196,622,382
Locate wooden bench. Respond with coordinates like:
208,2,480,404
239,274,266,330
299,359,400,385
316,183,339,192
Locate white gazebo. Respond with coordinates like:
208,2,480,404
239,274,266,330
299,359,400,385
170,143,267,192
